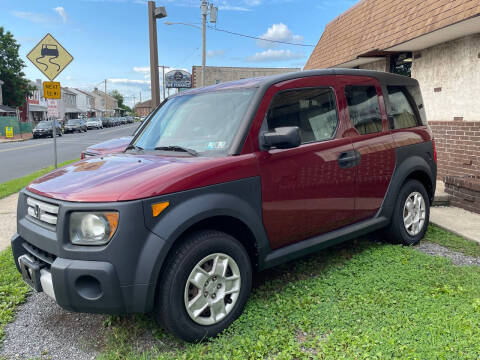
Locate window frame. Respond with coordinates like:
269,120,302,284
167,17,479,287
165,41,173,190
343,84,385,136
263,86,340,146
385,85,422,130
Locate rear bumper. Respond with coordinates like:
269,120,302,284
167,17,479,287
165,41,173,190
11,233,142,314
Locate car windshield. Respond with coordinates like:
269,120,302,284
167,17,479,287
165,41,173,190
134,89,256,155
67,120,81,125
37,121,51,129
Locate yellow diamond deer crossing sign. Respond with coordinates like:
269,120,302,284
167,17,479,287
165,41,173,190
27,33,73,81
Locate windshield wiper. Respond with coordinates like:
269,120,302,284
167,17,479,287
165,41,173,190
125,144,144,151
154,145,198,156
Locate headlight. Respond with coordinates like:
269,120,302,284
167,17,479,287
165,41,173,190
70,212,119,245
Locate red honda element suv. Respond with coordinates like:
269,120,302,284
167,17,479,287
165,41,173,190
12,69,436,342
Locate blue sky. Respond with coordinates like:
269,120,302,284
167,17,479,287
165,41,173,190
2,0,357,107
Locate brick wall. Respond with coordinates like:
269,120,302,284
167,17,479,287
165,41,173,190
444,176,480,214
430,121,480,181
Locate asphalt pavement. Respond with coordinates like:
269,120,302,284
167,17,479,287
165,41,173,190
0,123,138,183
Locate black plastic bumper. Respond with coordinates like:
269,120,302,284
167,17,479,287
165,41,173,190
12,232,152,315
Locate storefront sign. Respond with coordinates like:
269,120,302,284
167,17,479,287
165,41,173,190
165,70,192,88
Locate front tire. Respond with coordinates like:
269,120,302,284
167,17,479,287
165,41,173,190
384,179,430,245
155,230,252,342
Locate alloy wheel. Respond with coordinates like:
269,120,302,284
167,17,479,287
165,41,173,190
403,191,426,236
184,253,241,326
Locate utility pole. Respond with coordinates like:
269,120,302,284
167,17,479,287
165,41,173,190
104,79,108,117
201,0,207,87
159,65,168,101
200,1,217,87
148,1,167,108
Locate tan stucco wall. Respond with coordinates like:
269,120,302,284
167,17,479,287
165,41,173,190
192,66,300,88
412,34,480,121
359,59,387,72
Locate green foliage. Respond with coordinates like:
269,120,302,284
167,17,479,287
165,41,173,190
424,224,480,257
0,248,29,345
110,89,132,113
0,27,35,107
0,158,79,199
97,232,480,360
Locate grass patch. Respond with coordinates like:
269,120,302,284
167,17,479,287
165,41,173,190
0,248,29,346
0,159,79,199
97,230,480,360
424,224,480,257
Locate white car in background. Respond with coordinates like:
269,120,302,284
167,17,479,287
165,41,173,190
86,118,103,130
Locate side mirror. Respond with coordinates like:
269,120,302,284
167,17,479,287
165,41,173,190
261,126,301,150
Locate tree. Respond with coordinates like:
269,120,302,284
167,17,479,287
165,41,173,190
110,89,132,113
0,27,34,107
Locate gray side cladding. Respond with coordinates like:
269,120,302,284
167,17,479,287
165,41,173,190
140,176,270,309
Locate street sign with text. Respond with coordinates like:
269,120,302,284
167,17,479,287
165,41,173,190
43,81,61,99
27,34,73,81
5,127,13,138
47,99,59,118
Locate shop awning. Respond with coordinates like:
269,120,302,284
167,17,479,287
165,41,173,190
29,104,47,112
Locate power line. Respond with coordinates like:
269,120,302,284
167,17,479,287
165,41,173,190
165,21,314,47
207,25,315,47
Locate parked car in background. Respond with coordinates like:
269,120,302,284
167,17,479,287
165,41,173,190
86,118,103,130
64,119,87,133
80,122,144,159
101,117,111,128
32,120,62,138
13,69,436,342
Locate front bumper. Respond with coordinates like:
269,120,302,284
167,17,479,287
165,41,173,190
12,190,169,314
12,233,126,313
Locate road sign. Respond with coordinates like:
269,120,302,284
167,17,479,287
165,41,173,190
47,99,59,118
43,81,61,99
5,127,13,138
26,34,73,81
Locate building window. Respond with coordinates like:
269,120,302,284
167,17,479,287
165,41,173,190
215,79,221,84
345,85,383,135
266,87,338,144
390,52,412,77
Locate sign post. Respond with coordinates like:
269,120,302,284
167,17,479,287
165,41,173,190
27,33,73,169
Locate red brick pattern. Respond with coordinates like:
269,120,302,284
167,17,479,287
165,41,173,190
430,121,480,181
305,0,480,69
444,176,480,214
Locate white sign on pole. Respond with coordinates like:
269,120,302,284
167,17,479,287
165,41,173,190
47,99,59,118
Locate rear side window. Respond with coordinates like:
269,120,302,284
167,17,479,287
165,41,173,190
266,88,338,144
387,86,420,129
345,85,383,135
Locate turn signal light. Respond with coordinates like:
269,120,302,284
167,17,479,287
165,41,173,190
152,201,170,217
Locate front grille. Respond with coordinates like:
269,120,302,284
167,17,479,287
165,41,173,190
27,196,59,226
22,242,57,267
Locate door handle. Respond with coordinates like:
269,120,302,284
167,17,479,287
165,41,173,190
338,150,361,168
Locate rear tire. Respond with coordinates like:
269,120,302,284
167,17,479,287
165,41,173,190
155,230,252,342
384,179,430,245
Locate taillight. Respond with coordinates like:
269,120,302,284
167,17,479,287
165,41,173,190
432,139,437,163
80,152,85,160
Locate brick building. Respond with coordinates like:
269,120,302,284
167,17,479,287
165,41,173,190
191,66,300,88
134,99,152,117
305,0,480,212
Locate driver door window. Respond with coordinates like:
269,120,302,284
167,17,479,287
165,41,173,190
266,88,338,144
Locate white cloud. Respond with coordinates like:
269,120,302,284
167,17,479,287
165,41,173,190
257,23,303,49
207,49,225,58
108,78,150,85
53,6,68,23
11,11,51,24
218,5,251,11
246,49,304,62
133,66,150,74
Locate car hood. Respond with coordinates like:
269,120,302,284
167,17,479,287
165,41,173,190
26,153,258,202
86,137,132,155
